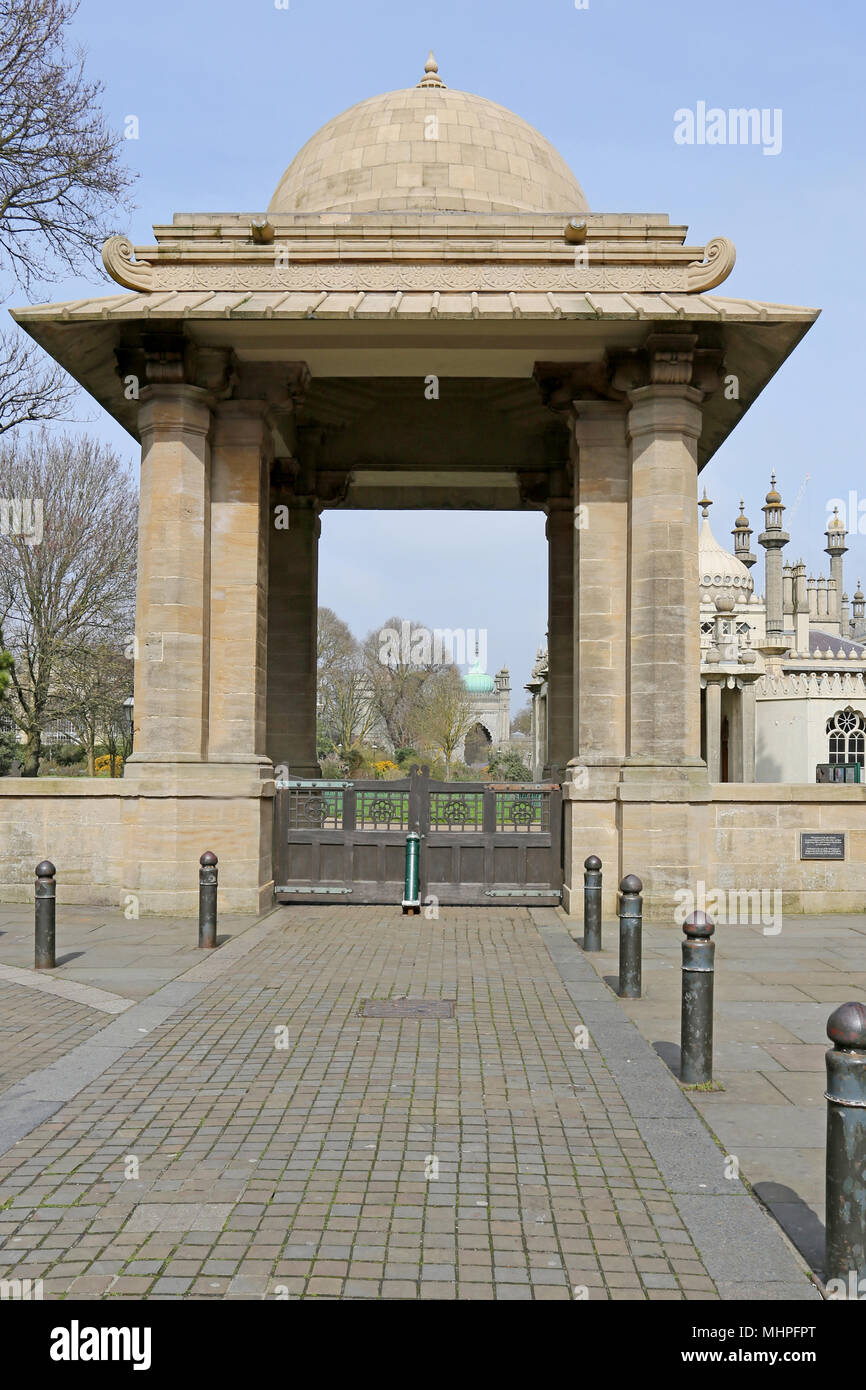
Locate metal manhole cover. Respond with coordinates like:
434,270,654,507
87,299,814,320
360,998,455,1019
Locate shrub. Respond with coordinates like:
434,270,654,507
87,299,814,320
486,750,532,782
54,741,86,766
0,729,17,776
373,759,398,779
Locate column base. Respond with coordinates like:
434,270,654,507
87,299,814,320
618,756,711,801
124,756,274,797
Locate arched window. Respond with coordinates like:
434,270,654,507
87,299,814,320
826,707,866,765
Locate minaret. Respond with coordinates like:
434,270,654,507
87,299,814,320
824,505,848,637
793,560,809,654
758,473,789,650
732,500,756,570
853,580,865,641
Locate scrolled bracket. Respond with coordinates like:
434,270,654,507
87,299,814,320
686,236,736,293
101,235,153,292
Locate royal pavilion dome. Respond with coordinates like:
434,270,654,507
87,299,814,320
463,661,495,694
268,53,589,217
699,497,754,602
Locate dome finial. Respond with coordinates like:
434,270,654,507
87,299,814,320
417,50,446,88
699,489,712,519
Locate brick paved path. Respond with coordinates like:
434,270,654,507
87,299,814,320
0,980,109,1096
0,906,815,1300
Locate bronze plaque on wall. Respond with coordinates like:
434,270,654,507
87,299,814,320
800,833,845,860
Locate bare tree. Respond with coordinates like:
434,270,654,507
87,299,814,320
0,0,136,431
317,608,378,755
0,430,137,775
416,665,477,777
0,0,135,287
511,703,531,736
52,632,132,775
361,616,443,751
0,331,77,434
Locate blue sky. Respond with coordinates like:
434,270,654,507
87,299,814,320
15,0,866,698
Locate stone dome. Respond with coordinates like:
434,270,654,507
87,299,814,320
699,516,754,601
268,54,589,217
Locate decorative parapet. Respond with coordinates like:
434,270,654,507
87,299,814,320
757,670,866,698
99,221,737,296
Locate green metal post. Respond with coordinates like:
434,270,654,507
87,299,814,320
402,831,420,914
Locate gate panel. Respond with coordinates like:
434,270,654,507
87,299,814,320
274,767,562,906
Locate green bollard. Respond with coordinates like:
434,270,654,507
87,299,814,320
402,831,420,915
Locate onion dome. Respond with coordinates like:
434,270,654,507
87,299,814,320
697,511,750,597
464,660,495,693
699,497,754,601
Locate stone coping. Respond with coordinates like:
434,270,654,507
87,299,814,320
564,780,866,803
0,776,274,798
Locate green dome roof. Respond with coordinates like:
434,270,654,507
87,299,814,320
464,661,494,693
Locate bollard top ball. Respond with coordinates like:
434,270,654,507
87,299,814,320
620,873,643,894
35,860,55,878
584,855,601,871
683,910,715,938
200,851,218,867
827,1001,866,1050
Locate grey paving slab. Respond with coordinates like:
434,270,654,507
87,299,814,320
0,904,820,1300
570,910,864,1278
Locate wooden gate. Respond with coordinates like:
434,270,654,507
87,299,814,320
274,764,562,906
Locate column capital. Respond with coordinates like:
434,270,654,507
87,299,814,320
626,384,705,442
138,383,213,439
570,398,629,447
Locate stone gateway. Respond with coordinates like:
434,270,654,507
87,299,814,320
6,54,859,918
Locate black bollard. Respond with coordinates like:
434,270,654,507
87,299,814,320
680,911,715,1084
34,860,56,970
198,851,218,949
824,1001,866,1287
617,874,643,999
583,855,602,951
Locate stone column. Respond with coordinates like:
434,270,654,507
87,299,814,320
625,383,705,770
266,478,321,776
572,401,629,767
208,401,272,768
545,500,574,777
126,384,212,769
740,681,757,783
704,681,722,781
728,688,743,782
